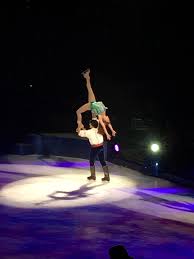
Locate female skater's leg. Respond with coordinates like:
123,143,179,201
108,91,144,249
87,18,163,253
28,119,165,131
82,69,96,103
76,103,90,131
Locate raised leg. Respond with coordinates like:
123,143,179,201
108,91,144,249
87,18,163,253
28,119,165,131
83,69,96,103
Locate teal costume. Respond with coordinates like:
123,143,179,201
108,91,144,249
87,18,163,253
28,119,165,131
90,101,108,115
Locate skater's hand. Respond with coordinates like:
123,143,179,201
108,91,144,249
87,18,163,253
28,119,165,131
76,127,81,133
106,133,111,141
112,130,117,137
83,68,90,79
76,123,85,133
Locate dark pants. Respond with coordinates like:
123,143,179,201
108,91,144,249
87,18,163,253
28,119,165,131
90,146,106,167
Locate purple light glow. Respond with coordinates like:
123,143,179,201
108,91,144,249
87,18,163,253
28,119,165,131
114,144,119,152
56,161,89,168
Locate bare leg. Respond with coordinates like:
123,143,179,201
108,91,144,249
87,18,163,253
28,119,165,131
76,103,90,132
76,69,97,132
83,69,96,103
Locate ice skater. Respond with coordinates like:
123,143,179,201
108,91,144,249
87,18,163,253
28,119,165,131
77,119,110,181
76,68,116,141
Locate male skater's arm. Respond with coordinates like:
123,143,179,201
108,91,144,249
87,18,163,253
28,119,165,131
77,126,89,138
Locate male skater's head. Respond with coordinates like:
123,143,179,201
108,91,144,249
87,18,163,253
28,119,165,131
89,119,99,129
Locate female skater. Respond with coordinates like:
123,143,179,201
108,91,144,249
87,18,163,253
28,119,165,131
76,68,116,140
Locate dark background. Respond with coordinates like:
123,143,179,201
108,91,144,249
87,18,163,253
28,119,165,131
0,1,194,177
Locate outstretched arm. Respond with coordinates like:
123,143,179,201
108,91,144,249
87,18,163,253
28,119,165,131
98,115,111,141
107,123,116,137
77,127,89,139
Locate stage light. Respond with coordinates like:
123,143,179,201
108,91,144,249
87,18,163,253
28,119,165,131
150,143,160,153
144,142,161,176
114,144,119,152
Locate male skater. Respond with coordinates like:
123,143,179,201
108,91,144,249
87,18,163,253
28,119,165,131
76,68,116,140
77,119,110,181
